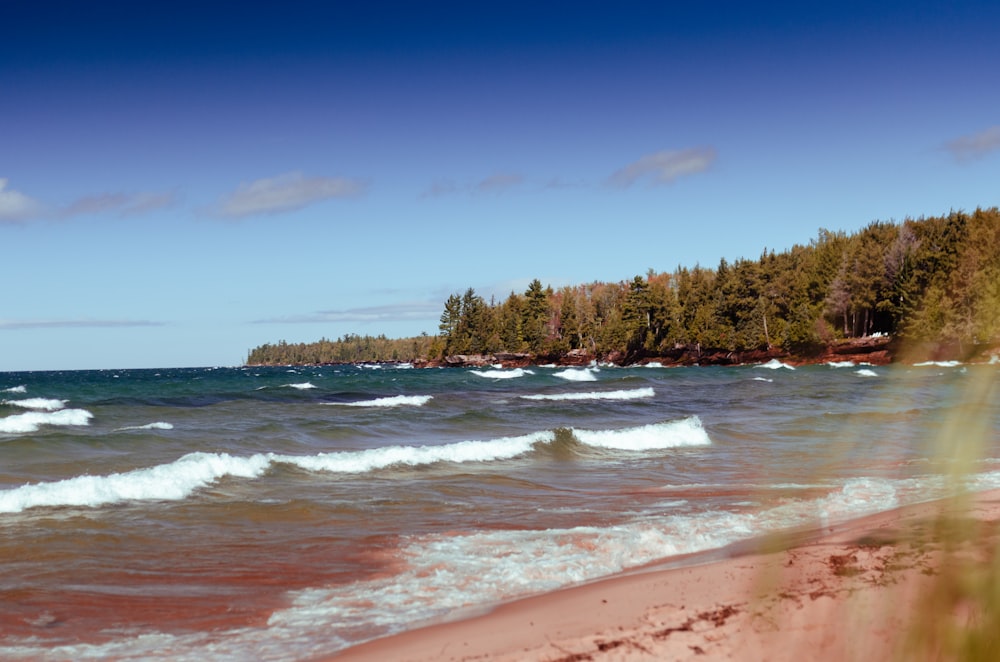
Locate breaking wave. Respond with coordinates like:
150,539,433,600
572,417,711,451
521,388,654,402
756,359,795,370
472,368,533,379
0,409,93,434
114,422,175,432
0,420,709,512
2,397,67,411
553,367,598,381
326,395,433,408
282,431,552,474
0,452,270,513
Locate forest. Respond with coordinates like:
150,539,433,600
246,208,1000,366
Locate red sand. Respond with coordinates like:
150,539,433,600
331,489,1000,661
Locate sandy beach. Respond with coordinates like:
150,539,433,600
334,489,1000,661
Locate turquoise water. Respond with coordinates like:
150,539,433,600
1,361,998,660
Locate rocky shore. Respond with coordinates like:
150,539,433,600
414,335,908,369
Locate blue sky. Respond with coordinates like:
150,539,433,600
2,1,999,370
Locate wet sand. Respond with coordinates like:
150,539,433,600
333,489,1000,661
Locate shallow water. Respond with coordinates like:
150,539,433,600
1,362,997,660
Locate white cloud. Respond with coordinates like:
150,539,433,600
0,178,44,222
254,301,441,324
607,147,717,188
944,126,1000,162
213,172,367,218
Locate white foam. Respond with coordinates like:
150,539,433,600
0,473,974,661
826,360,856,368
0,409,93,434
0,429,562,513
277,431,553,474
328,395,433,408
286,382,317,390
855,368,879,377
756,359,795,370
643,362,665,368
114,422,175,432
752,377,773,383
266,476,903,654
2,397,67,411
269,519,744,646
989,355,999,365
763,477,899,527
520,388,654,402
553,367,598,381
472,368,533,379
913,360,962,367
0,451,270,513
572,417,711,451
2,385,26,394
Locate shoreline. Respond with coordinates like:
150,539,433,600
331,489,1000,661
246,336,1000,370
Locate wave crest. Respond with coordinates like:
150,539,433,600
114,422,175,432
553,367,598,382
572,417,711,450
327,395,433,408
472,368,533,379
0,409,93,434
756,359,795,370
2,397,67,411
279,431,553,473
0,451,271,513
521,388,654,402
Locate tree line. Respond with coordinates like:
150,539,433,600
247,208,1000,365
247,333,434,365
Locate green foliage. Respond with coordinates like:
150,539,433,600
246,333,433,365
248,208,1000,364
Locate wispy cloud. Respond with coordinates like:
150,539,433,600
0,178,44,223
607,147,717,188
541,177,587,191
475,172,524,194
59,190,178,219
944,126,1000,162
421,172,525,198
421,179,460,199
253,301,441,324
212,171,367,218
0,319,166,330
0,179,177,223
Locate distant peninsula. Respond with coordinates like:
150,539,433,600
247,208,1000,368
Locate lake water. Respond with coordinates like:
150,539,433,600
1,360,998,660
